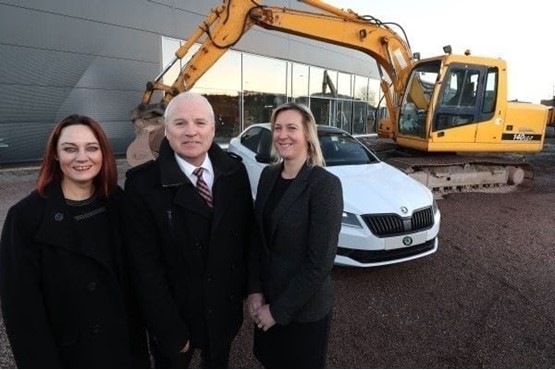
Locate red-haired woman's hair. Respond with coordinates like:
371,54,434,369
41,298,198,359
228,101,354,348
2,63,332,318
36,115,118,198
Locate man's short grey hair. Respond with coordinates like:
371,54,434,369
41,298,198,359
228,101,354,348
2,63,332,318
164,92,215,124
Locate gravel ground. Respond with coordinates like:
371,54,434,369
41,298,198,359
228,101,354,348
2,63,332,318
1,138,554,368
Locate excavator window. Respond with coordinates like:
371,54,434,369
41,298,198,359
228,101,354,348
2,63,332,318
482,68,498,114
398,61,439,138
442,70,478,107
433,65,487,131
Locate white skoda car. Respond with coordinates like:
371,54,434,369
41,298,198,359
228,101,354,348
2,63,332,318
228,124,441,267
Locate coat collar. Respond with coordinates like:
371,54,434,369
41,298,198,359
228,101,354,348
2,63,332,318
158,138,189,187
157,137,242,222
34,182,122,273
34,182,74,250
157,137,238,188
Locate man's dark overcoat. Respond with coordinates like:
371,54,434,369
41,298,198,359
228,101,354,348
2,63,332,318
123,138,257,360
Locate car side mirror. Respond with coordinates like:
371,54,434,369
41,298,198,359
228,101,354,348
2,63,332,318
255,153,272,164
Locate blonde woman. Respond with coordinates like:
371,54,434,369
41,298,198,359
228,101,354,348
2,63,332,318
248,102,343,368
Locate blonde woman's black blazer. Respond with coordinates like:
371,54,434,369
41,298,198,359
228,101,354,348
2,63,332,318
254,163,343,325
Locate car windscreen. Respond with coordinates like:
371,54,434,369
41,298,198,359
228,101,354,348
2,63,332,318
318,132,379,166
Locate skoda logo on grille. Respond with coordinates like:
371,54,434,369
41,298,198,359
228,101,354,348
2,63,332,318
402,236,413,246
401,206,409,214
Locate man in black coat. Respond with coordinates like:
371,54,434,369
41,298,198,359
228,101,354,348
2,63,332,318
124,92,257,368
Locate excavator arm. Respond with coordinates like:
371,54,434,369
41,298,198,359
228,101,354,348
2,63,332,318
143,0,413,106
128,0,415,166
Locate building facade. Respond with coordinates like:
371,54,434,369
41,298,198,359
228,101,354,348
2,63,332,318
0,0,381,164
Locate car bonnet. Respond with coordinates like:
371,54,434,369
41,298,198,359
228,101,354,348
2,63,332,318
325,162,434,216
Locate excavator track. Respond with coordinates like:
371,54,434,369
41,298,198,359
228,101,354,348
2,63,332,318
386,154,533,194
358,137,534,194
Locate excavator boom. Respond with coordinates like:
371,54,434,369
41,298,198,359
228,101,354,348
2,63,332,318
137,0,412,119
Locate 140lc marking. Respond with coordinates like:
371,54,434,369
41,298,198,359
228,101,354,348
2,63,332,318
501,133,542,141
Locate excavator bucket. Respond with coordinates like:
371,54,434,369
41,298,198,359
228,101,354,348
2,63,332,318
126,103,166,167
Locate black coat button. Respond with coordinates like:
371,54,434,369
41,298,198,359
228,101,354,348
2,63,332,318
194,241,202,250
87,282,97,292
54,212,64,221
90,324,100,335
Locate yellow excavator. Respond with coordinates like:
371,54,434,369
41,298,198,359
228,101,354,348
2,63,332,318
127,0,549,192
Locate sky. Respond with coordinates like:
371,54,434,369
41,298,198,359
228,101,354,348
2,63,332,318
324,0,553,104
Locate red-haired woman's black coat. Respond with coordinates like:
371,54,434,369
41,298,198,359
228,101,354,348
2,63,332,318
0,183,150,368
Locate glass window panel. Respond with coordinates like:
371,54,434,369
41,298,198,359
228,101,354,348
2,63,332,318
202,94,238,144
354,76,381,105
309,66,326,98
352,76,380,134
309,96,333,126
322,70,337,97
336,100,353,132
337,72,352,97
352,100,372,134
353,75,368,102
162,42,241,95
368,78,381,107
291,63,309,99
243,92,286,127
193,50,241,95
241,54,287,128
243,54,286,94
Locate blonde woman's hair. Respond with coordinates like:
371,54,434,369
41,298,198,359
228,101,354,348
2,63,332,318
270,102,324,167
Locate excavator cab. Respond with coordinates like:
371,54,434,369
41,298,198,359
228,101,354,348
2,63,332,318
396,55,546,153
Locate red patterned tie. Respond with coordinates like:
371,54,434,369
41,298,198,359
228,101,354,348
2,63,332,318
193,167,213,208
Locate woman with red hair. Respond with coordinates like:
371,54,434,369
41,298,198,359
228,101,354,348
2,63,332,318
0,115,149,368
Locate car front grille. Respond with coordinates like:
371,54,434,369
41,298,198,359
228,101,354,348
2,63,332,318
362,206,434,237
337,238,436,264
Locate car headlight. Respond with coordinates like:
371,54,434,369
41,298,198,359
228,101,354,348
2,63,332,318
432,198,439,215
342,211,363,228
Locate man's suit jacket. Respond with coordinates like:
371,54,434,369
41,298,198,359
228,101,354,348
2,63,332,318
254,162,343,325
124,138,256,358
